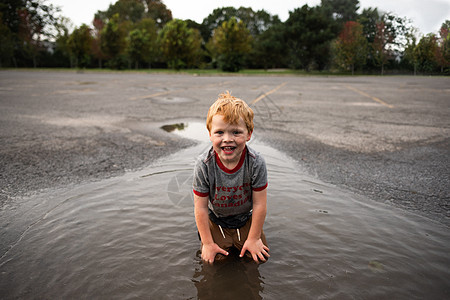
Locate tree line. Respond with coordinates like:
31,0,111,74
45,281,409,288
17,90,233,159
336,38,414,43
1,0,449,74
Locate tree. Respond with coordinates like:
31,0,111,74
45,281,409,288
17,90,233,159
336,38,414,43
127,18,157,68
284,5,336,70
67,24,93,68
0,12,15,67
201,7,239,41
201,7,280,41
372,21,394,75
127,29,147,68
101,13,130,69
333,21,368,74
158,19,202,69
91,15,106,68
381,13,415,55
52,24,71,67
143,0,172,28
402,34,418,74
251,22,287,69
93,0,172,69
210,17,252,72
435,21,450,73
95,0,172,29
321,0,360,29
358,7,383,71
0,0,62,67
414,34,438,74
104,0,145,23
358,7,381,44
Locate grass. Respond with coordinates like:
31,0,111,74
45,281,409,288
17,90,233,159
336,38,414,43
1,67,422,76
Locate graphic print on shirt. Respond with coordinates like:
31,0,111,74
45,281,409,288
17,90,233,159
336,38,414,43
212,182,252,208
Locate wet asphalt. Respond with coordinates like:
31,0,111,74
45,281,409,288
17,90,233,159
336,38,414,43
0,70,449,225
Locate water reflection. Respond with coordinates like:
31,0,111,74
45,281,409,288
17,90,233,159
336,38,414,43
161,121,209,142
193,250,264,300
0,140,449,299
161,123,186,133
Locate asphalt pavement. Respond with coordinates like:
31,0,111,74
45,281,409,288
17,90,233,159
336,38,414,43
0,70,448,225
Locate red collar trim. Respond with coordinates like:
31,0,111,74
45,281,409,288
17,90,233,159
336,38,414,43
215,147,246,174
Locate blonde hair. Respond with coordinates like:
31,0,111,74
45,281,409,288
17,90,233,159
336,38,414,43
206,91,254,133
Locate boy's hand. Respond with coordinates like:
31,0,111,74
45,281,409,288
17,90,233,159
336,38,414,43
240,238,270,263
201,243,228,264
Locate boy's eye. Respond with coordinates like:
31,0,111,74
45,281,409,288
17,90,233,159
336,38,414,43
233,131,242,135
215,131,223,135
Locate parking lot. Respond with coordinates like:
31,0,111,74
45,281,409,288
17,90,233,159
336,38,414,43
0,70,449,224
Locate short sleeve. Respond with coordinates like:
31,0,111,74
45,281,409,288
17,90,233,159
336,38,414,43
192,157,210,197
251,153,268,191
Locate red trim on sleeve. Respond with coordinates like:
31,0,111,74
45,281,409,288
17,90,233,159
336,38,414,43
193,189,209,197
253,183,268,192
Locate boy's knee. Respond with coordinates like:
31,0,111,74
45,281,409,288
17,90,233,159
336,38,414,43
241,250,269,263
214,253,229,262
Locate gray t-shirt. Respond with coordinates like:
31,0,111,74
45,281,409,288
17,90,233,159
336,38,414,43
193,145,268,228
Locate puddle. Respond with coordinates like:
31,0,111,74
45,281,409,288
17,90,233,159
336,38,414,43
0,137,449,298
162,123,185,131
161,121,209,142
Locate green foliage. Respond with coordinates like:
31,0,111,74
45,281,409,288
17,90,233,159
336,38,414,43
158,19,203,69
357,7,381,70
210,17,252,72
358,7,381,44
68,24,93,68
321,0,360,27
435,21,450,73
0,0,446,74
402,36,417,71
127,18,157,68
51,18,73,67
104,0,145,23
333,21,368,74
251,22,287,69
201,6,282,69
144,0,172,28
95,0,171,28
0,0,61,67
101,13,130,68
201,7,280,41
372,21,393,75
284,5,336,70
0,13,15,67
358,9,417,73
201,7,239,41
414,34,439,74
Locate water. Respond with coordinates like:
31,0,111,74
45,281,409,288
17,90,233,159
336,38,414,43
1,124,449,299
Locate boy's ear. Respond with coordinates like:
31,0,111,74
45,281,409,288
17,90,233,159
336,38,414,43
247,131,252,141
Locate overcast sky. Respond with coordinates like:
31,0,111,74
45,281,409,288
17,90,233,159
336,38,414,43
49,0,450,36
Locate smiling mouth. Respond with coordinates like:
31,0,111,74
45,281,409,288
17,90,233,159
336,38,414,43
221,146,236,154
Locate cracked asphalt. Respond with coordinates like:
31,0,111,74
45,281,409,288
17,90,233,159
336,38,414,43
0,70,449,225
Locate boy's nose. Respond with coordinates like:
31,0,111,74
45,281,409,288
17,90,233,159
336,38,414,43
223,132,233,141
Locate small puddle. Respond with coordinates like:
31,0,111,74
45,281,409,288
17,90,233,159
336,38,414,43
161,121,209,142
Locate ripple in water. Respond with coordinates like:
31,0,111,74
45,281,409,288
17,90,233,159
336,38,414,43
0,135,449,299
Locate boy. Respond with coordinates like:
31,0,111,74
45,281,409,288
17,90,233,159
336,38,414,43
193,91,270,264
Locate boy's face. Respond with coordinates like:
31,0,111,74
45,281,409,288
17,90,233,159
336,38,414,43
209,114,252,167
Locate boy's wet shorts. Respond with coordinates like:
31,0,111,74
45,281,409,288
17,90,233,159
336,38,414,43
202,217,268,261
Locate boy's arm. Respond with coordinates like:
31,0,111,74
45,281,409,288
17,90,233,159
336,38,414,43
194,193,228,263
240,188,270,262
